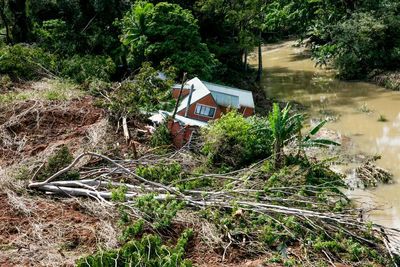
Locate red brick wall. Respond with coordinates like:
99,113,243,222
172,88,190,99
240,107,254,117
168,120,195,148
177,94,221,122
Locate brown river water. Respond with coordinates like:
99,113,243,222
251,41,400,229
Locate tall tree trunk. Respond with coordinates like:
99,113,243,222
244,49,248,73
9,0,29,42
172,72,187,119
0,2,11,44
256,33,263,82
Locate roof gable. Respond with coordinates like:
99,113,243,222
176,78,255,113
203,81,255,109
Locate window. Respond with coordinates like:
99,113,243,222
195,104,216,118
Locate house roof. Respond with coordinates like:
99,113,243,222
149,110,207,127
203,81,255,109
176,78,255,113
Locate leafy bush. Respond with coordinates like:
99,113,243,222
76,229,193,267
0,74,13,90
0,44,57,80
83,79,112,96
60,55,116,83
202,110,272,169
134,194,185,230
107,62,174,119
33,19,76,55
150,123,172,147
36,146,79,181
136,162,182,184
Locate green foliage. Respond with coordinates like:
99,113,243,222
301,120,340,148
60,55,116,83
107,62,175,119
268,103,302,167
136,162,182,184
120,219,145,242
0,74,12,90
33,19,75,55
150,123,172,147
134,194,185,230
76,229,193,267
0,44,57,80
333,12,387,79
14,165,31,181
202,110,272,169
36,146,79,181
111,185,128,202
120,2,217,79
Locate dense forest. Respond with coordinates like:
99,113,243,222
1,0,400,84
2,1,400,266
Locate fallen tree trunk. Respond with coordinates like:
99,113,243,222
28,151,400,264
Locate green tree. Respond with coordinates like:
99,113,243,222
333,12,387,79
120,1,218,80
108,62,175,120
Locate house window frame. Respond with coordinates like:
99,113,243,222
194,103,217,118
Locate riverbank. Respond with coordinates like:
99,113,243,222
254,40,400,230
371,71,400,91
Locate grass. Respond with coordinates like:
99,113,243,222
377,114,388,122
0,78,85,104
358,102,372,113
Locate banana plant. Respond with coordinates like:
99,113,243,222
268,103,340,168
301,120,340,148
268,103,303,168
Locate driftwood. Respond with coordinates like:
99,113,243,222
28,152,400,265
356,161,393,187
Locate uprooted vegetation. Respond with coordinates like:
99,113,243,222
19,106,400,266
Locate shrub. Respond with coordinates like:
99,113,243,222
0,44,57,80
83,79,112,96
60,55,116,83
36,146,79,181
150,123,172,147
202,110,272,169
33,19,76,55
0,74,13,90
76,229,193,267
136,162,182,184
107,62,174,119
134,194,185,230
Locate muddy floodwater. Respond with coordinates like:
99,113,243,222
252,41,400,228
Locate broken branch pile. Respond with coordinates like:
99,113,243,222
29,152,400,266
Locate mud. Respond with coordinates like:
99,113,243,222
0,97,105,166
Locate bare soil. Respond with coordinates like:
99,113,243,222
0,96,105,166
0,193,112,267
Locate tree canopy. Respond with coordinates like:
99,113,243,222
120,2,218,80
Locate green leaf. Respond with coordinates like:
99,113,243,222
309,120,327,136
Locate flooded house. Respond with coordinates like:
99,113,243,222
150,77,255,147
